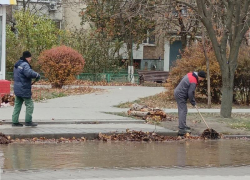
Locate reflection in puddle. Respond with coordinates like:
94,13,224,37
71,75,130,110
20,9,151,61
0,139,249,170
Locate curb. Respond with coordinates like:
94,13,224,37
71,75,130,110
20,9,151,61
223,135,250,139
0,119,145,125
5,131,178,140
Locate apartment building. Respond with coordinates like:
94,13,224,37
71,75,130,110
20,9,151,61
6,0,183,73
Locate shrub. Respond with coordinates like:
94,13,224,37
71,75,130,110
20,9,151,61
234,46,250,105
166,44,250,105
166,43,222,103
39,46,85,88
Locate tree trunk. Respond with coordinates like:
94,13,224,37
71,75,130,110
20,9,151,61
178,16,187,50
220,65,235,118
201,27,211,108
181,34,187,50
206,60,212,108
126,40,134,83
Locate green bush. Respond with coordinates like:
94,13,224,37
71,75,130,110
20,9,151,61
61,29,124,73
6,10,62,72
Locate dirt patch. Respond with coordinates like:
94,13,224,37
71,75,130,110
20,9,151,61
28,80,139,87
116,92,250,109
31,86,103,102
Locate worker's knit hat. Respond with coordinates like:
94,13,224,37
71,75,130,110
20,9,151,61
198,71,206,78
22,51,32,58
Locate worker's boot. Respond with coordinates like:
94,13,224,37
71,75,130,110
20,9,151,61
25,122,38,127
12,123,23,127
178,128,191,136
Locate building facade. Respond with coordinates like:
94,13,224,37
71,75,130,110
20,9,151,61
0,0,17,80
6,0,182,75
119,40,182,72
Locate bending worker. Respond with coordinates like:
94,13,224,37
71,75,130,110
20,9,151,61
174,71,206,135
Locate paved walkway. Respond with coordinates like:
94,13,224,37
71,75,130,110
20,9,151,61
0,86,165,121
1,86,250,122
1,86,250,138
0,86,177,138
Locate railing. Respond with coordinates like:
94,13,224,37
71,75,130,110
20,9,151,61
6,72,139,84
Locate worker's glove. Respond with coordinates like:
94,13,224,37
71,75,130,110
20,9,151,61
36,73,41,81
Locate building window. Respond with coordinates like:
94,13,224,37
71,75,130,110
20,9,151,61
143,28,155,45
172,5,188,17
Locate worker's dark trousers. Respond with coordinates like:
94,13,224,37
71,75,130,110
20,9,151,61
175,96,188,129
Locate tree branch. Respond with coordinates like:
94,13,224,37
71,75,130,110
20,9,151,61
222,0,228,8
232,0,250,44
199,0,207,17
221,1,234,50
196,0,222,65
176,0,198,12
232,1,241,44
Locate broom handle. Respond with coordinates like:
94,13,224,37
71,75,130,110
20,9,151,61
195,105,210,129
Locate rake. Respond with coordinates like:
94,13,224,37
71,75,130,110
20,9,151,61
195,105,220,139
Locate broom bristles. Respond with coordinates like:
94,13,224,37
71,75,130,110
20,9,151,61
201,128,220,139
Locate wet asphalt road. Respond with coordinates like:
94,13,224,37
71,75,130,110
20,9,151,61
2,166,250,180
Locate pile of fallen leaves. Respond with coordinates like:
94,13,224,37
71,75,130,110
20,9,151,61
0,133,11,144
6,130,221,144
31,80,139,86
201,129,220,139
72,80,139,86
0,94,15,107
31,87,103,101
11,136,87,144
98,130,200,142
128,103,176,122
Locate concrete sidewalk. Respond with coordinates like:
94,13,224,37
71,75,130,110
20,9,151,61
0,124,177,139
0,86,165,122
1,86,250,123
0,86,178,138
1,86,249,139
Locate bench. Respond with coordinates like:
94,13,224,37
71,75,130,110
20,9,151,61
137,70,169,85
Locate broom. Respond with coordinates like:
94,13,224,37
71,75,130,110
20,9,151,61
195,105,220,139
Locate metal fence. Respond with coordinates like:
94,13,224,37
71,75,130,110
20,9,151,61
6,72,139,84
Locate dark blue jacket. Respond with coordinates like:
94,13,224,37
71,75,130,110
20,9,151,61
13,58,39,98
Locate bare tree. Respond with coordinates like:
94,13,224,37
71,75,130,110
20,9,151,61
175,0,250,117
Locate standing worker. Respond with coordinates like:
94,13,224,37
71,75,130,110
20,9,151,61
12,51,40,127
174,71,206,135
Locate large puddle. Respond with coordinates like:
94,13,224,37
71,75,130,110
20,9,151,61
0,139,249,171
